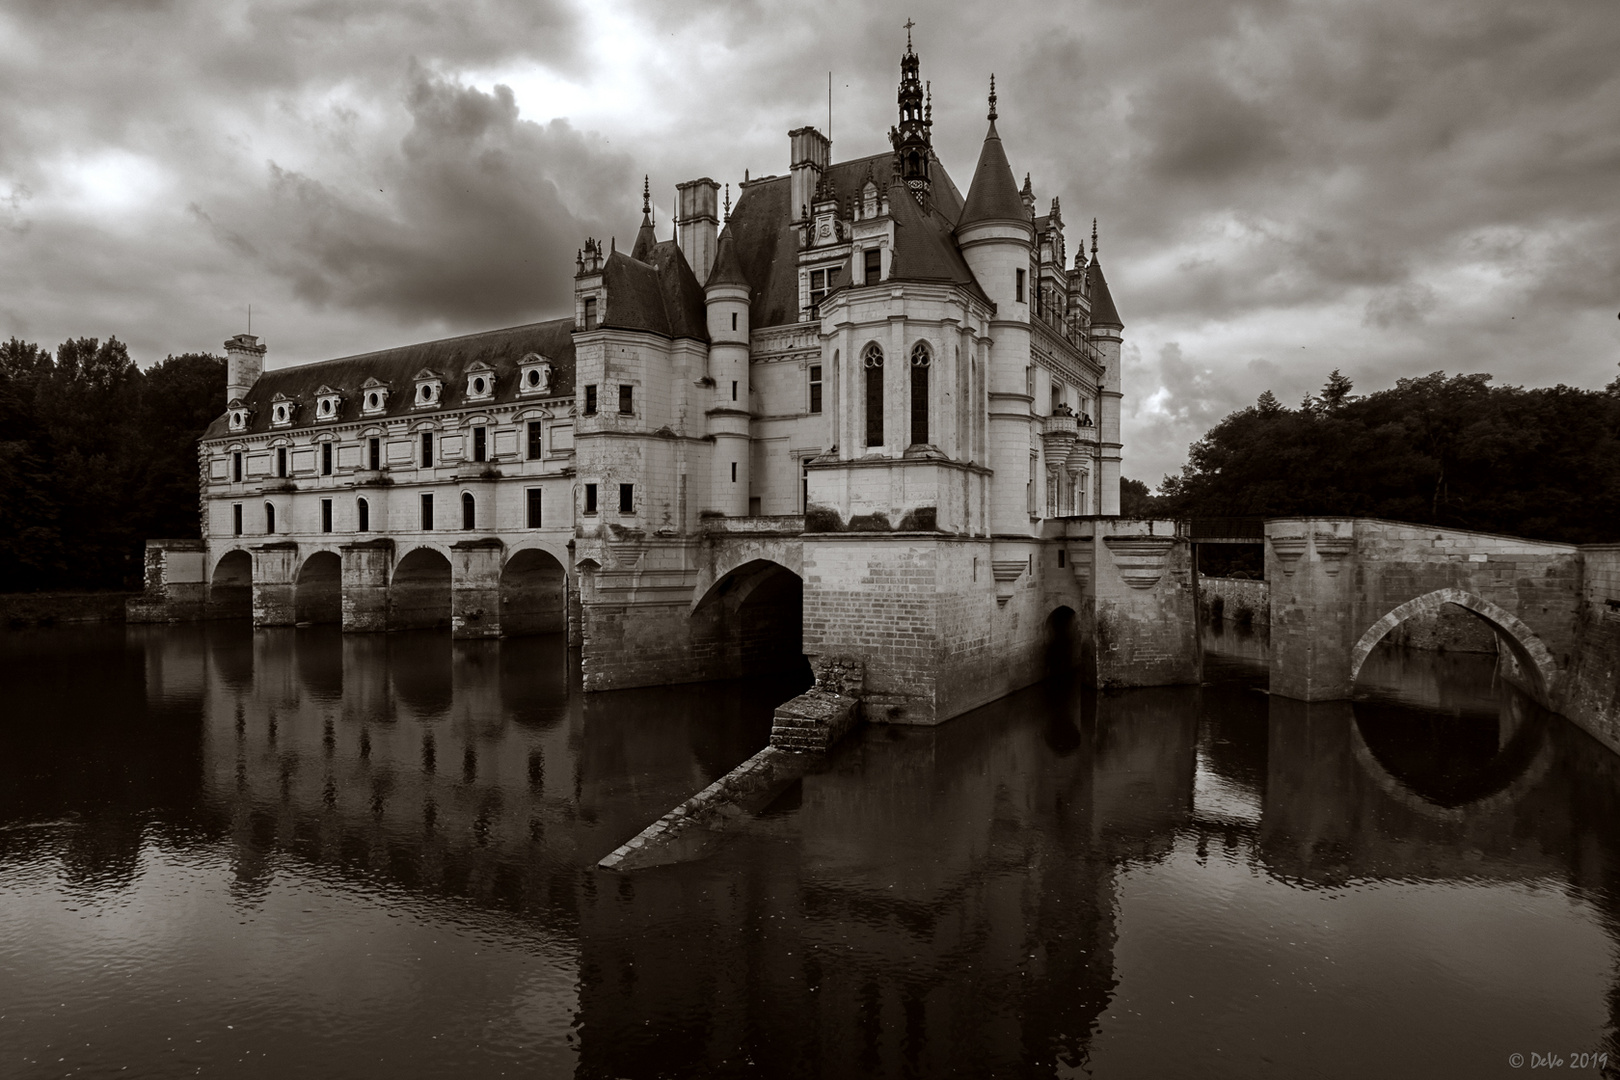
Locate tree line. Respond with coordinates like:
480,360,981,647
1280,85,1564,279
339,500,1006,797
0,337,224,592
1125,368,1620,546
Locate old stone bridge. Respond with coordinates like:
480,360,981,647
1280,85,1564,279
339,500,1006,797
1261,518,1620,754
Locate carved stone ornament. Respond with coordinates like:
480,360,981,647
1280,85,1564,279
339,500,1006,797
1313,532,1354,575
1102,535,1175,590
1270,534,1308,575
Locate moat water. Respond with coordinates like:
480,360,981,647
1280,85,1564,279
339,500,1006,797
3,622,1619,1079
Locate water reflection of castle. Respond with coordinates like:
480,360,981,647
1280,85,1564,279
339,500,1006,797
113,628,1620,1074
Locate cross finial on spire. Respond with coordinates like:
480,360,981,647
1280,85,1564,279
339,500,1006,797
904,17,915,52
642,175,650,216
1091,218,1098,256
988,74,998,121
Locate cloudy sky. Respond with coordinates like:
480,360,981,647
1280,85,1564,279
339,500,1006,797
3,0,1617,484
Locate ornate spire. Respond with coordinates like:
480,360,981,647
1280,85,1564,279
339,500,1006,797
1091,218,1099,257
891,30,933,207
641,175,651,219
988,74,997,122
723,183,731,222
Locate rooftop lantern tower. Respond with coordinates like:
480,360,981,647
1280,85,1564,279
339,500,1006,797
890,20,933,207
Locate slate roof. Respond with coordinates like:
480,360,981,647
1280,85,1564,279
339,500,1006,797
203,319,576,441
705,227,749,289
599,240,708,341
725,150,977,328
959,119,1029,228
1086,257,1123,328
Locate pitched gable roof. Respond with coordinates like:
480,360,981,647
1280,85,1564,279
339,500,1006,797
202,319,577,441
599,242,708,341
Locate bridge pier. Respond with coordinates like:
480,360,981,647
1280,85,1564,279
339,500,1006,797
340,540,391,632
1267,519,1358,701
250,542,299,627
450,539,504,639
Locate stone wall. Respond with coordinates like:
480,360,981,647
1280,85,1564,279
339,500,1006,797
1071,521,1199,690
3,591,140,626
1558,545,1620,754
1199,576,1269,629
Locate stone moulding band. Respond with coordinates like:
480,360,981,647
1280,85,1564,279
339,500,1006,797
1101,535,1175,590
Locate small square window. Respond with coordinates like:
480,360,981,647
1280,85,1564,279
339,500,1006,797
584,385,597,415
584,483,598,514
619,483,634,513
619,384,633,415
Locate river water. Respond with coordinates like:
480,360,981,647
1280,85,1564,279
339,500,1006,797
2,622,1618,1079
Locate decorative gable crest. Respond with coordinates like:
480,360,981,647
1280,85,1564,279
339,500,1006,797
269,392,297,428
360,377,389,415
313,384,343,421
412,368,444,409
518,353,554,396
465,361,496,402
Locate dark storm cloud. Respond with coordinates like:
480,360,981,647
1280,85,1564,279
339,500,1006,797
1,0,1616,482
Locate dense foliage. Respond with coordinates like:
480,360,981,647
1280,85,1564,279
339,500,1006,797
1158,369,1620,544
0,337,224,591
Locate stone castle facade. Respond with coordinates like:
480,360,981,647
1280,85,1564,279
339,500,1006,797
138,44,1203,724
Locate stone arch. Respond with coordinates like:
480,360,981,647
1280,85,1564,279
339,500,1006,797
209,549,253,619
691,559,806,679
1349,588,1558,701
1045,605,1079,676
501,546,569,636
294,550,342,624
390,545,452,630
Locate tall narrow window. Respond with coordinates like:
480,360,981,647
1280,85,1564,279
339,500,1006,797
420,493,434,530
265,502,276,534
357,497,370,532
863,343,884,447
233,503,243,536
731,312,737,331
472,426,487,463
420,431,433,467
619,484,634,513
864,248,881,283
461,492,475,530
368,436,380,471
731,380,737,402
232,451,242,483
321,441,332,476
527,421,543,460
276,447,287,478
619,384,633,415
809,364,822,414
526,489,542,528
1016,268,1026,303
802,461,810,512
909,343,930,447
584,385,597,415
809,268,827,313
583,296,597,330
320,498,333,533
584,483,598,514
730,461,737,483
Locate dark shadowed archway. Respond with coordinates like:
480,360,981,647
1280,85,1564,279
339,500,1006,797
209,550,252,620
294,551,341,625
1350,588,1558,704
390,547,452,631
691,559,806,681
1045,606,1079,677
500,548,568,636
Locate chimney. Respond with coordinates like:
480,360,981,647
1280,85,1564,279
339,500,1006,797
675,178,720,281
224,333,265,405
789,126,831,226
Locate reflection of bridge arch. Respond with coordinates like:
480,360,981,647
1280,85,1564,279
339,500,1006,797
691,559,805,679
1348,699,1554,823
1349,588,1558,700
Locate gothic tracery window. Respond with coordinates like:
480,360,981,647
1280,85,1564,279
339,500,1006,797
863,344,884,448
909,342,930,447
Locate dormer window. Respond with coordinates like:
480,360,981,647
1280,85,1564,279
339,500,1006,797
519,353,553,396
269,394,296,428
314,385,343,421
413,369,444,409
227,400,252,432
466,363,495,402
360,378,389,416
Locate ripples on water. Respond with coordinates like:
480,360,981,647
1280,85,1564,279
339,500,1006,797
1,622,1618,1079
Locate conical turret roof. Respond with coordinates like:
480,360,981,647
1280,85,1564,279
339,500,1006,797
958,119,1028,228
1086,257,1123,328
705,227,749,290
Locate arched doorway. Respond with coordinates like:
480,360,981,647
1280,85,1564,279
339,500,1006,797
692,560,806,681
1045,606,1079,676
209,550,252,620
294,551,341,625
390,547,452,631
500,548,568,636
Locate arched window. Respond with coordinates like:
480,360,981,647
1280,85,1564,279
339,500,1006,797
264,502,276,534
909,342,930,447
863,344,884,447
357,497,370,532
461,492,476,531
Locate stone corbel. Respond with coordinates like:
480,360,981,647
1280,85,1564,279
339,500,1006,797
991,559,1027,606
1313,532,1354,575
1270,535,1308,576
1068,544,1094,590
1102,536,1175,590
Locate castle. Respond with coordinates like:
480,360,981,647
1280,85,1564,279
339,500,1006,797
136,42,1205,725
